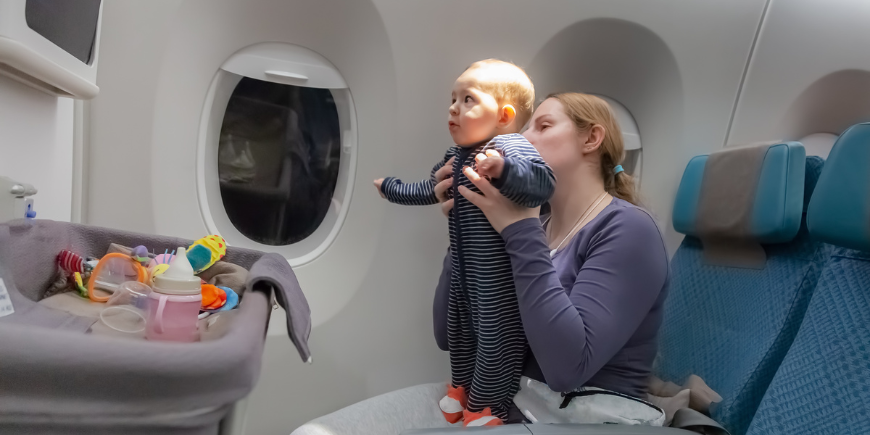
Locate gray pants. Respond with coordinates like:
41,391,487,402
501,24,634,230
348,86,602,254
290,383,454,435
290,378,666,435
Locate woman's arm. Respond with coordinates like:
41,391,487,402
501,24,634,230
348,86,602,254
456,170,667,391
501,211,668,392
433,249,451,351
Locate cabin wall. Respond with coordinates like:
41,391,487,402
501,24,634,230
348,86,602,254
0,76,74,222
72,0,870,434
728,0,870,158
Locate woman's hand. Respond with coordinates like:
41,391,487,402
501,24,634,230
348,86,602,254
458,166,540,233
434,157,455,217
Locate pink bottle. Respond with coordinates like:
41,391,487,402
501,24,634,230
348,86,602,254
146,247,202,342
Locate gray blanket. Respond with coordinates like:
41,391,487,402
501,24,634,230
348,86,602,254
0,219,310,430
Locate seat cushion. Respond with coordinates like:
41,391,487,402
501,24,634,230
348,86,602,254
746,247,870,434
656,157,827,435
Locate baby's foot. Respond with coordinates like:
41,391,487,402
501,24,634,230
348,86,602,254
463,408,503,427
439,384,467,423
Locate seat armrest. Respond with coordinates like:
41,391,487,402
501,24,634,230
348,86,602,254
404,424,693,435
403,427,530,434
526,425,693,434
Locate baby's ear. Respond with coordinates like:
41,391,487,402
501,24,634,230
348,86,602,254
499,104,517,128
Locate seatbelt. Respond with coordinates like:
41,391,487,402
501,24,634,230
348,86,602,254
559,390,662,412
559,391,730,434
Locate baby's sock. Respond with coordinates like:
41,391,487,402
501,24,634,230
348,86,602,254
439,384,467,423
463,408,503,427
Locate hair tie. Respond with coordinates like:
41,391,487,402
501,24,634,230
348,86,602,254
613,165,624,175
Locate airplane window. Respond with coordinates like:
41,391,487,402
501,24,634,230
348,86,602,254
622,148,641,177
594,95,642,178
217,77,341,246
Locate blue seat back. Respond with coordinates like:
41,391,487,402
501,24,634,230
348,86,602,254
656,144,826,435
747,124,870,434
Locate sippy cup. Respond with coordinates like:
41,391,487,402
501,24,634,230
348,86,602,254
146,247,202,342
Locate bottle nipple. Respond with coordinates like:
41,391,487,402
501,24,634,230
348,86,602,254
165,247,194,278
152,247,202,295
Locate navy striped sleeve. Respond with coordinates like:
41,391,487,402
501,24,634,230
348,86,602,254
381,147,458,206
489,134,556,208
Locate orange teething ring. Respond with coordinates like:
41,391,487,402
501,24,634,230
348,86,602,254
87,253,147,302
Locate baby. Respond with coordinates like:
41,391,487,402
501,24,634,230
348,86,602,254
375,59,555,425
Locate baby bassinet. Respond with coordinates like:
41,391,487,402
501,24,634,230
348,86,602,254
0,219,311,435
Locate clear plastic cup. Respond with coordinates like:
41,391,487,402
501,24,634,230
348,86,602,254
99,281,151,334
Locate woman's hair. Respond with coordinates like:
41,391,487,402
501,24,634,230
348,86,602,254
547,92,641,206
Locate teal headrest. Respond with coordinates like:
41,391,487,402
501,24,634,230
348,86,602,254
807,123,870,252
673,142,806,244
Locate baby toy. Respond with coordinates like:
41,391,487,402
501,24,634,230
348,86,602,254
51,250,94,298
51,241,243,322
87,253,148,302
187,235,227,273
211,286,238,312
73,272,88,298
200,284,227,310
131,245,150,265
58,250,85,275
148,249,175,268
148,263,170,286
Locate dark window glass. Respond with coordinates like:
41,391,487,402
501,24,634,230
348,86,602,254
25,0,102,64
218,77,341,245
623,149,641,175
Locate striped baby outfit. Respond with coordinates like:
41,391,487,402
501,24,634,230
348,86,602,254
381,133,555,420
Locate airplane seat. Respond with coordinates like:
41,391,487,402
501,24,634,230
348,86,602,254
745,123,870,435
655,142,826,435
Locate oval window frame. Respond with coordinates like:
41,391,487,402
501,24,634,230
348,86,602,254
196,42,357,266
592,94,643,179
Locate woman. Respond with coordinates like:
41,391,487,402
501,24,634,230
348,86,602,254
434,92,668,424
292,93,669,434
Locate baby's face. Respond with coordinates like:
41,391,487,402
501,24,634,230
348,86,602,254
448,69,501,146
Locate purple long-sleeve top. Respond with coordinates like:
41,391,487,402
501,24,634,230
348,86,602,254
434,198,669,398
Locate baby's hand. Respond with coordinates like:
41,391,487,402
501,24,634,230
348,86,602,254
475,150,504,180
373,178,386,199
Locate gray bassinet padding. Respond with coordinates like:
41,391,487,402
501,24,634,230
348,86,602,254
0,219,310,433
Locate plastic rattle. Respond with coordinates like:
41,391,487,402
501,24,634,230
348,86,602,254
149,249,175,268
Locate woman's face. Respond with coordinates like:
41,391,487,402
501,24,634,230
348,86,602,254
523,98,588,176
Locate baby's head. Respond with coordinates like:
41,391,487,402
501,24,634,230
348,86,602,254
449,59,534,146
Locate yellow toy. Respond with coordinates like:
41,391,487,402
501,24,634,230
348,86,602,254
148,263,170,286
187,235,227,273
